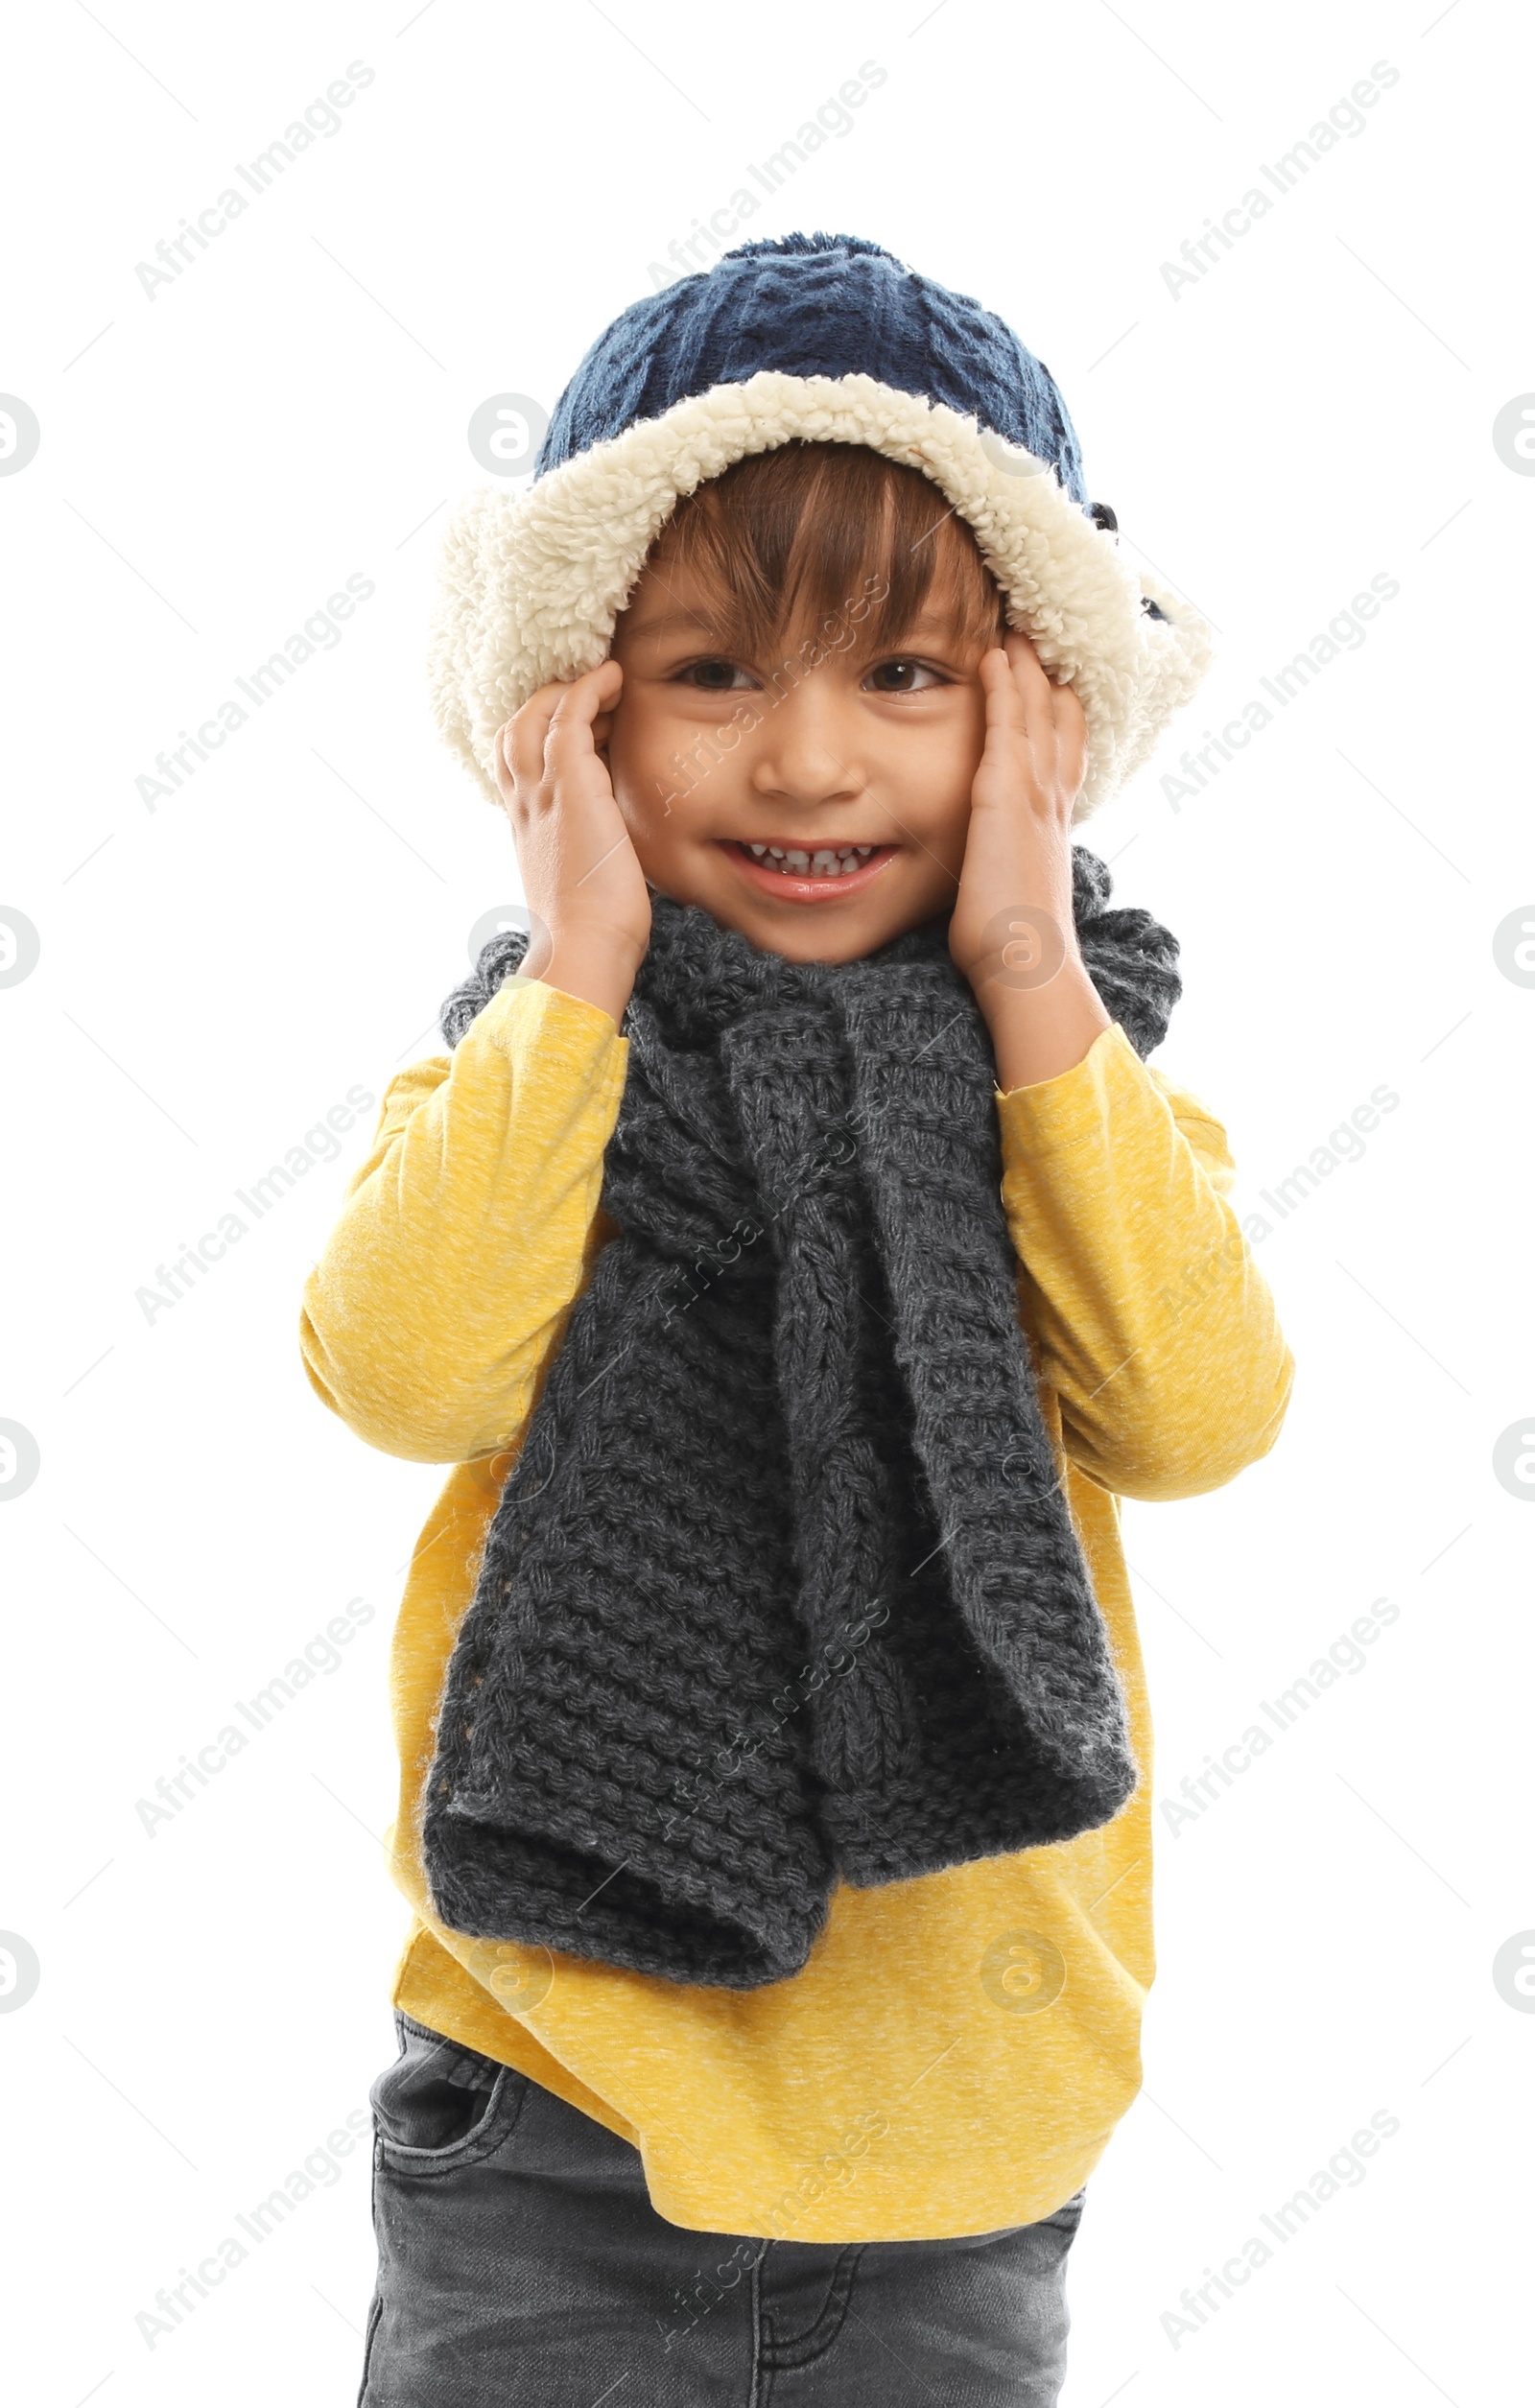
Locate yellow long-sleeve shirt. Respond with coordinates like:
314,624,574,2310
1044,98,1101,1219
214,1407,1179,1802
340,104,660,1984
299,972,1292,2241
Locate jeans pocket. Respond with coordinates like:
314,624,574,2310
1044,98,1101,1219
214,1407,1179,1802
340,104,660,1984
370,2013,531,2176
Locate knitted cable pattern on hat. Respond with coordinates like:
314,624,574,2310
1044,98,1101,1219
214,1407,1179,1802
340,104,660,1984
423,849,1181,1990
535,231,1089,505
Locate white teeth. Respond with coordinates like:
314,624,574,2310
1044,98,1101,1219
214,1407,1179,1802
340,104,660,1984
748,843,767,856
784,849,811,869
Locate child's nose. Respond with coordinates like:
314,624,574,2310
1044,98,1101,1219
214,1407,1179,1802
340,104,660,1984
746,689,864,808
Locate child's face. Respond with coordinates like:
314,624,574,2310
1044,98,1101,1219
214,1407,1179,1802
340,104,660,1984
598,538,994,964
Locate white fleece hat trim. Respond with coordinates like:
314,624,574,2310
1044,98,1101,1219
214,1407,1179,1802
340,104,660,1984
427,368,1214,824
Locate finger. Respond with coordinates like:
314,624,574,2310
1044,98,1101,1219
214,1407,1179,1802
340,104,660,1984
1027,641,1083,751
977,645,1029,759
491,719,517,800
1030,654,1086,806
544,658,623,773
545,657,621,726
502,664,620,791
1002,631,1059,782
1003,631,1057,764
502,685,565,795
1003,628,1057,734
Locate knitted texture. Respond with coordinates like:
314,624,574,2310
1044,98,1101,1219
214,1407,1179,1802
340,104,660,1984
536,230,1090,507
423,849,1182,1991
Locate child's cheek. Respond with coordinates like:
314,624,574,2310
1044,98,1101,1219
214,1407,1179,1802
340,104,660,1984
874,708,982,859
605,701,685,872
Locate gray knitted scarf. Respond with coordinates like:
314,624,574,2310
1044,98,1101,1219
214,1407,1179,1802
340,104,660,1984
424,845,1180,1991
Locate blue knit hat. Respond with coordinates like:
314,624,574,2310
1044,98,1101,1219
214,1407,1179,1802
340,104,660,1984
430,232,1213,822
536,232,1089,509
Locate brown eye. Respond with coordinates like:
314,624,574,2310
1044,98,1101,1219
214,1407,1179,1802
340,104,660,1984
680,658,746,691
864,658,944,694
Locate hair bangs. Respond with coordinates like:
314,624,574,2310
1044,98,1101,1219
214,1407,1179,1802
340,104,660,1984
652,440,1007,667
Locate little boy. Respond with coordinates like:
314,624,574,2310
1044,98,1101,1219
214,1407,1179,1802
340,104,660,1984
301,233,1293,2406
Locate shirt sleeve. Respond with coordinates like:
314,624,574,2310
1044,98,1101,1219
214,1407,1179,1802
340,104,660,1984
996,1020,1294,1502
298,977,628,1464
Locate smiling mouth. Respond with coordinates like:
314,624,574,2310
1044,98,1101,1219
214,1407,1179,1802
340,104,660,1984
720,838,899,900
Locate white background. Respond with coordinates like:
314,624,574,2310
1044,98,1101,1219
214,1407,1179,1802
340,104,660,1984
2,2,1529,2401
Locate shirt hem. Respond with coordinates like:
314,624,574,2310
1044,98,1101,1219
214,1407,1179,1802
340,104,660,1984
391,1922,1128,2243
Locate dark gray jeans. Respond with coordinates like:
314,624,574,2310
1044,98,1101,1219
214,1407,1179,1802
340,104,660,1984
359,2011,1085,2405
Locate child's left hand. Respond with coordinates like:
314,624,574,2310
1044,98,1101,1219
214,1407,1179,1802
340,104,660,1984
949,630,1113,1090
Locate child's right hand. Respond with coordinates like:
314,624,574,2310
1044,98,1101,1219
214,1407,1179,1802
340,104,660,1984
493,657,651,1027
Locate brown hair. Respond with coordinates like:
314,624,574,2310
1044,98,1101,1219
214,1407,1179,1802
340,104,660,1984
647,439,1008,664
